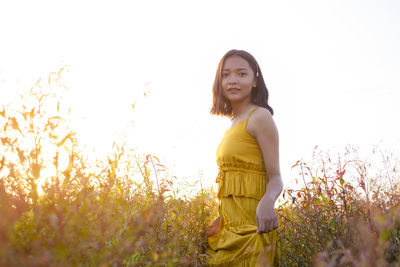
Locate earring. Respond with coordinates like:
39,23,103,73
255,63,259,77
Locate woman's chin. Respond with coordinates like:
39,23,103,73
225,96,249,103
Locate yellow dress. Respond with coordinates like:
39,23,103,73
207,107,278,267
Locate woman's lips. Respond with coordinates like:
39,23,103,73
228,88,240,93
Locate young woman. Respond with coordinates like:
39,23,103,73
206,49,283,266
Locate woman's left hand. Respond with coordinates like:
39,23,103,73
256,196,278,233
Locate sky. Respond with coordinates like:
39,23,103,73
1,0,400,191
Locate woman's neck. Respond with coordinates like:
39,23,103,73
231,100,256,120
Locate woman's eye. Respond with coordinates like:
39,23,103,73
222,73,229,77
239,72,247,77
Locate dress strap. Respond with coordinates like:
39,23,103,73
246,107,258,121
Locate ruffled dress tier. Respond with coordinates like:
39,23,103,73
207,107,278,266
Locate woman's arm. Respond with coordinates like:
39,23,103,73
248,108,284,233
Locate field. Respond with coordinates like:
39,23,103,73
1,71,399,266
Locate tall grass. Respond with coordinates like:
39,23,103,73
277,146,400,266
0,69,399,266
0,69,217,266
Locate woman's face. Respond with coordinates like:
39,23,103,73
221,55,257,104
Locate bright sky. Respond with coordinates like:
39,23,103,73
1,0,400,191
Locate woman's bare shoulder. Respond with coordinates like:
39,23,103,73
253,107,272,119
247,107,277,137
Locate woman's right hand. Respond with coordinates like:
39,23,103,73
206,216,224,238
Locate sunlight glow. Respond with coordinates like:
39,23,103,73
1,0,399,192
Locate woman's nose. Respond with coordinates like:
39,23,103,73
227,75,238,85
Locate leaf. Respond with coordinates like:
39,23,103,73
319,177,327,185
57,132,73,147
63,168,71,180
31,163,42,179
53,244,68,260
291,160,300,169
332,188,338,195
1,137,9,145
156,163,166,168
53,152,59,169
48,116,63,121
0,156,5,170
10,117,20,132
152,252,159,262
16,148,26,163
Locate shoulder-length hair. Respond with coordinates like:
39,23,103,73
210,49,274,117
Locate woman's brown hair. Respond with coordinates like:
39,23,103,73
210,49,274,117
